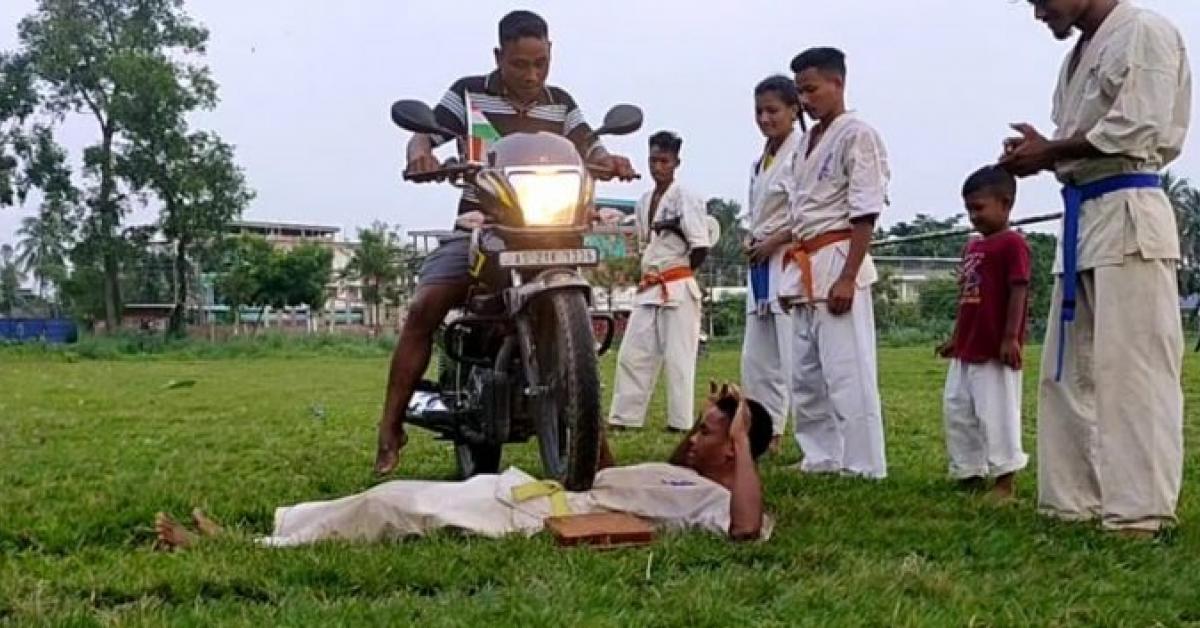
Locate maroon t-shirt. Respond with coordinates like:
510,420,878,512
950,230,1031,367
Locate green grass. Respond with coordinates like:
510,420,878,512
1,345,1199,626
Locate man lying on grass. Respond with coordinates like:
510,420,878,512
155,383,774,548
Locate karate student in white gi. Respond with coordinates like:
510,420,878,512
742,75,804,452
765,47,890,479
608,131,712,432
1000,0,1191,536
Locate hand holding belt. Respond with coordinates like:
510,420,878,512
1055,173,1161,381
782,229,854,305
638,267,695,302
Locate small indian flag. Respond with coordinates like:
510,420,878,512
466,92,500,163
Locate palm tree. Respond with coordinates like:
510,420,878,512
344,223,401,331
16,211,69,302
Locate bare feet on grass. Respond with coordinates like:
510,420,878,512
986,473,1017,504
192,508,223,537
154,510,225,551
154,512,196,551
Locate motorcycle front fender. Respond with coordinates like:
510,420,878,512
504,268,593,317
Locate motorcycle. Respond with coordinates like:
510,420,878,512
391,99,643,490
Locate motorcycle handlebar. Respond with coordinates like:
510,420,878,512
586,164,640,181
404,162,640,183
402,162,480,183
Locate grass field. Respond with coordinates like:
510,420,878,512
2,343,1199,626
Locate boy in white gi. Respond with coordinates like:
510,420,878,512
608,131,711,432
1000,0,1190,535
742,75,803,452
772,47,890,479
937,166,1031,500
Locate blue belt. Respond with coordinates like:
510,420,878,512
750,261,770,314
1055,173,1161,381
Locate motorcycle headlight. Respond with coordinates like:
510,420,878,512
507,168,583,227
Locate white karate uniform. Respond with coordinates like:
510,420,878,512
1037,1,1190,532
609,182,710,430
742,131,800,436
258,463,771,546
781,113,889,479
943,360,1028,479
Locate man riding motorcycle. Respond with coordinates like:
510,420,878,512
375,10,637,474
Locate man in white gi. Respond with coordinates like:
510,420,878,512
772,47,890,479
1000,0,1191,535
743,75,804,449
153,385,775,547
608,131,712,432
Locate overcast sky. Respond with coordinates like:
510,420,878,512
1,0,1198,249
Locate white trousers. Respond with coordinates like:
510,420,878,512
1037,257,1184,531
742,312,793,435
790,289,887,478
942,359,1028,479
608,290,702,430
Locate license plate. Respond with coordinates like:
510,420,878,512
499,248,598,268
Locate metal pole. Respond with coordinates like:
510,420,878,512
870,212,1063,248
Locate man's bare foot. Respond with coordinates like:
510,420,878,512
989,473,1017,501
154,512,196,551
374,426,409,475
191,508,224,537
956,476,986,493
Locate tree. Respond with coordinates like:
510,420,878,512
705,198,747,287
1164,172,1200,296
875,213,969,258
120,129,252,336
14,0,216,330
270,244,334,312
13,125,78,304
343,223,401,330
1025,231,1057,340
0,244,25,315
213,234,272,332
0,52,37,208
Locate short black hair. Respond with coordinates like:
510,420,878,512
962,165,1017,201
649,130,683,156
790,47,847,78
755,75,800,108
715,396,774,461
498,10,548,45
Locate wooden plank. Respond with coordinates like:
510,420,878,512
545,512,655,549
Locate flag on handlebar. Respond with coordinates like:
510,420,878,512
466,92,501,164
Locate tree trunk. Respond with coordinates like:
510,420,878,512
98,127,121,332
167,236,188,338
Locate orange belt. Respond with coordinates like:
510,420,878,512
783,230,853,303
638,267,694,302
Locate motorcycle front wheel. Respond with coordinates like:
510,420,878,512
531,290,601,491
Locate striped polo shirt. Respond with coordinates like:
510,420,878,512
429,71,604,215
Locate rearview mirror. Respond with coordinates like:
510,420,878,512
595,104,643,137
390,100,456,137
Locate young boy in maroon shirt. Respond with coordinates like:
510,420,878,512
937,166,1031,499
